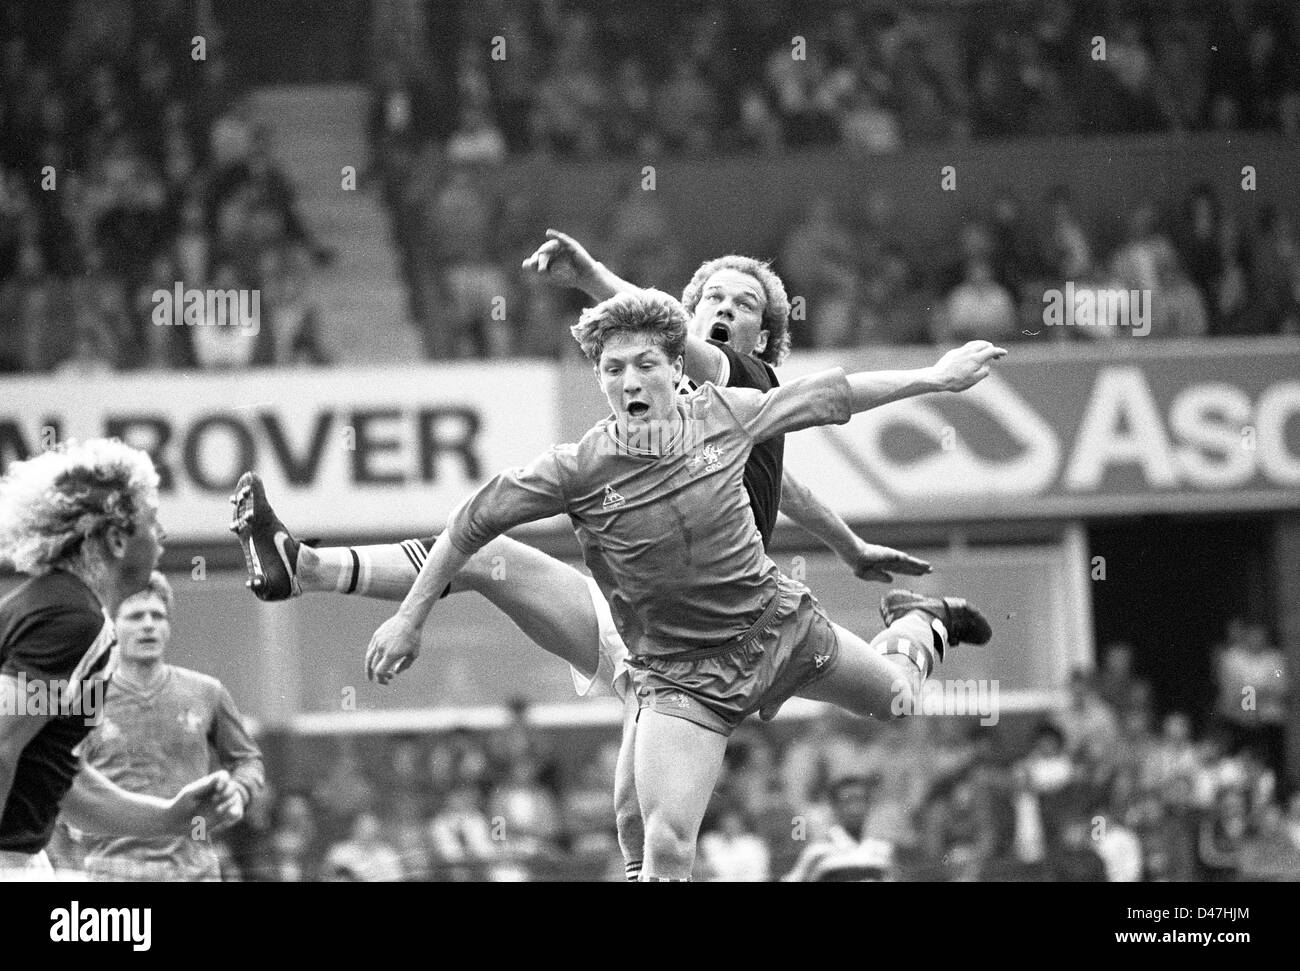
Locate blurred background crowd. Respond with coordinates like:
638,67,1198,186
3,0,1300,370
47,618,1290,882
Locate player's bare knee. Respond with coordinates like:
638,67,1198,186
615,803,642,842
643,812,695,866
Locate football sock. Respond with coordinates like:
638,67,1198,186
871,609,946,680
300,540,452,599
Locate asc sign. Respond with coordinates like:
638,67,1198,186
779,339,1300,521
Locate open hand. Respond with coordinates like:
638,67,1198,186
932,340,1007,392
853,542,932,583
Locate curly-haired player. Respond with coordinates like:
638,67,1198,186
0,439,240,876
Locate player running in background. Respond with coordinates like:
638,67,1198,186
71,570,265,881
366,289,1004,880
0,439,241,877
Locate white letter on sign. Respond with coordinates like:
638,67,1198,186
1170,384,1254,489
1064,367,1177,490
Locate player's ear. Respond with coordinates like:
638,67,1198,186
754,329,769,355
102,524,129,561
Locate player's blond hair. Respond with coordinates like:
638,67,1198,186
680,256,792,366
0,439,160,575
570,288,688,365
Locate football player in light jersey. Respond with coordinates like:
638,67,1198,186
0,439,243,876
234,233,955,878
366,289,1005,880
73,570,265,880
232,237,939,880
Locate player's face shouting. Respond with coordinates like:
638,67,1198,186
116,591,171,663
690,269,768,358
597,333,684,434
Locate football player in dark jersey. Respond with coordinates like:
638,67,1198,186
0,439,242,875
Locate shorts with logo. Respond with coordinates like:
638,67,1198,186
627,573,841,737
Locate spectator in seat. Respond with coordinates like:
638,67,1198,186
1093,642,1152,719
1149,248,1209,338
1095,801,1144,882
560,747,618,858
700,806,770,882
310,742,377,847
323,811,404,882
1238,800,1300,881
1197,786,1250,881
1056,668,1121,765
1051,815,1107,881
268,793,320,882
839,89,902,155
935,256,1016,344
427,783,497,878
782,775,892,882
54,324,116,377
922,769,998,879
447,103,507,167
1213,620,1289,790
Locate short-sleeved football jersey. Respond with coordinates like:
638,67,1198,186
0,570,116,853
449,368,852,658
76,665,265,880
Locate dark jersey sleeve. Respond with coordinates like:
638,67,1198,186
0,574,115,854
0,600,106,683
712,340,778,392
712,340,784,547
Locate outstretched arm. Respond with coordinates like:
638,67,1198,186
847,340,1007,413
734,340,1009,444
524,229,727,386
523,228,634,303
780,470,930,582
366,452,571,684
366,536,474,685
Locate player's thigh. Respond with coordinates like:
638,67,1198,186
614,690,639,819
471,535,602,675
633,709,727,834
795,621,907,719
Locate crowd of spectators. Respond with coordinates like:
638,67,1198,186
371,0,1300,359
192,629,1293,882
775,182,1300,348
5,0,1300,374
0,0,331,375
374,0,1300,162
379,162,1300,361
